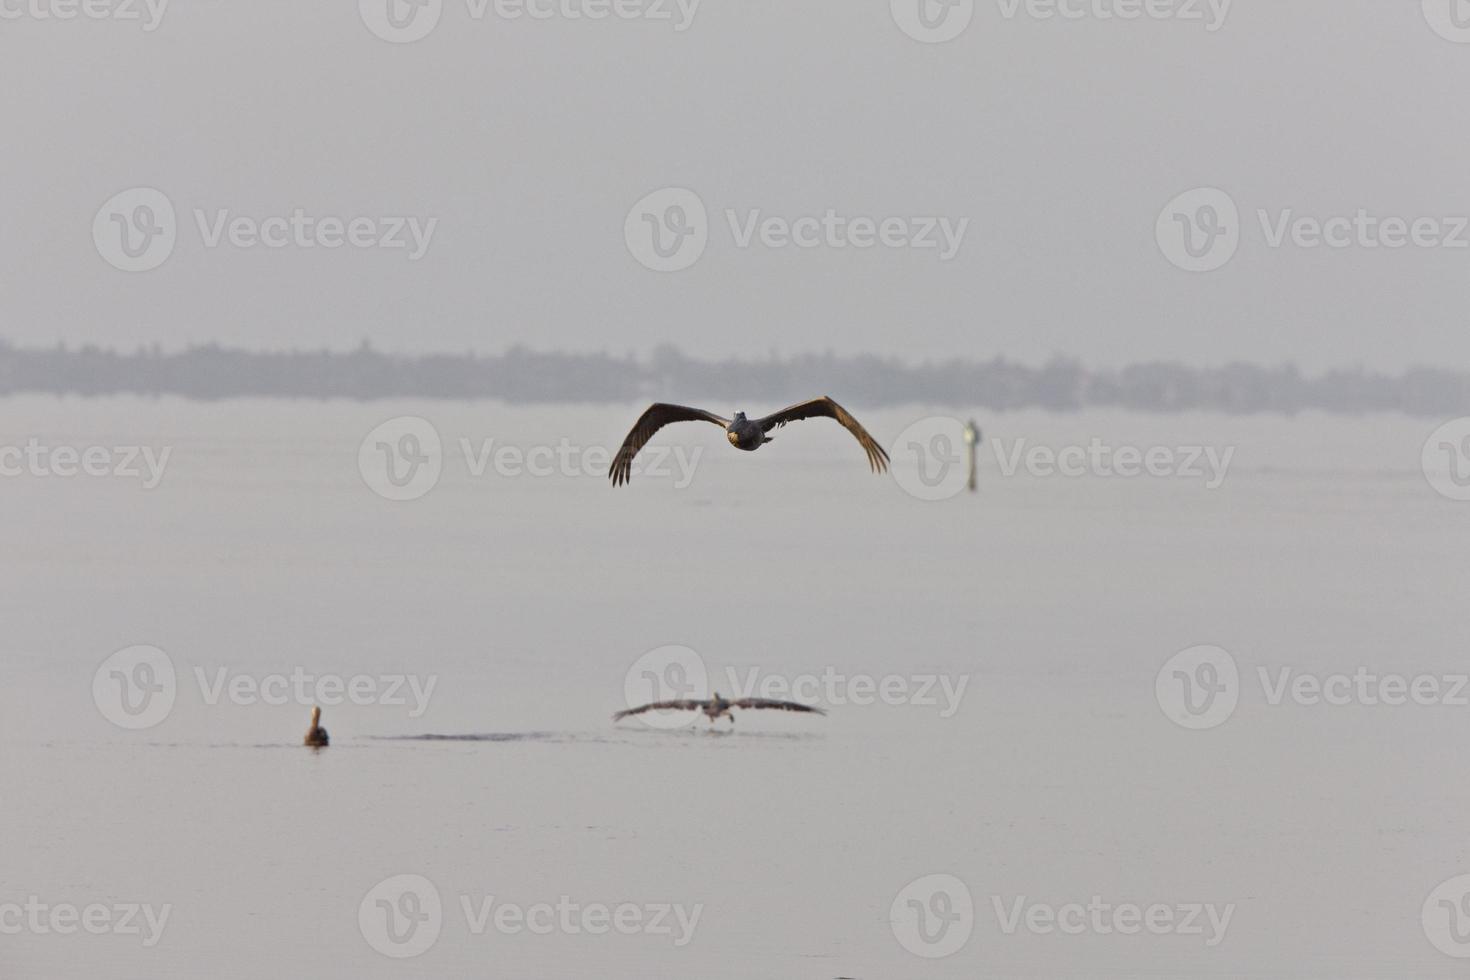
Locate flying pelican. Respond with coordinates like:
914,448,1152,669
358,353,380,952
609,396,889,486
613,693,826,725
304,706,329,747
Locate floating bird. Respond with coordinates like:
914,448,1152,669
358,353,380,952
304,706,329,748
613,692,826,725
609,396,889,486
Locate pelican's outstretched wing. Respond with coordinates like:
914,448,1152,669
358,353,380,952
730,698,827,715
612,699,707,721
610,404,729,486
755,396,889,474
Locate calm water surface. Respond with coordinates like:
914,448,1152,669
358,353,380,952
1,399,1465,978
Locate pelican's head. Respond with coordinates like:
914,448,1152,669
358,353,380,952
310,705,322,726
732,412,746,422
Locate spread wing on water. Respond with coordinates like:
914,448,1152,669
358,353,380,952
730,698,827,715
612,699,708,720
755,396,890,474
609,403,730,486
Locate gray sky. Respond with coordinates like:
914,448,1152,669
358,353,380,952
5,0,1469,370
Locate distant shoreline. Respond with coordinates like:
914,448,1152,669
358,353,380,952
2,340,1466,417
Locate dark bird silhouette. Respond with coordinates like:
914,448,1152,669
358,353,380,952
304,706,329,748
613,692,826,725
609,396,889,486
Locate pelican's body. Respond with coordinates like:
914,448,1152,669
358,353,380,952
613,692,826,725
609,396,889,486
724,412,773,452
304,706,329,747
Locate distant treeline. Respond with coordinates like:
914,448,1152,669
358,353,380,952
2,340,1467,416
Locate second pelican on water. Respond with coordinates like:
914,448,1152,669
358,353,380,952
304,706,329,748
